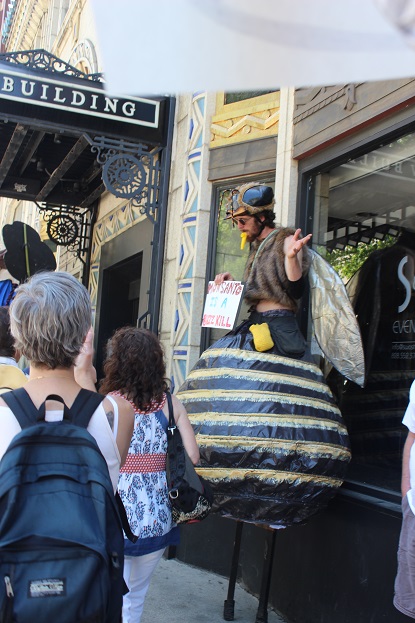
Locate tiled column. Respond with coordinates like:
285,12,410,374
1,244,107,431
165,92,216,390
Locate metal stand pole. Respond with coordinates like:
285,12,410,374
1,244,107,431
223,521,244,621
255,529,276,623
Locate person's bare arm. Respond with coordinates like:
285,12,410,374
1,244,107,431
75,329,134,464
102,395,134,467
402,430,415,497
283,229,312,282
171,393,200,465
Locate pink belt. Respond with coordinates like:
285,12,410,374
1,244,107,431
120,453,166,474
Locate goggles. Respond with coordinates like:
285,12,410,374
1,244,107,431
225,183,274,221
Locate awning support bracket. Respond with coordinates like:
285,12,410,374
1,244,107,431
35,201,96,265
86,135,162,224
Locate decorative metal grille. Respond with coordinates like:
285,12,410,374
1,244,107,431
35,203,96,263
87,135,162,224
0,49,102,82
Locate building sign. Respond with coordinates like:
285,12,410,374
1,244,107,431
391,253,415,361
0,66,160,128
202,281,244,329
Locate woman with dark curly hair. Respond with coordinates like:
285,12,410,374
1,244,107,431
100,326,199,623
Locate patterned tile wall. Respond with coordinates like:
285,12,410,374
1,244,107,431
171,92,210,390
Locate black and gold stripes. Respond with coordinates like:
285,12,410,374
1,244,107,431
177,340,351,526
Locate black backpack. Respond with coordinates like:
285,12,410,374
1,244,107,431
0,387,127,623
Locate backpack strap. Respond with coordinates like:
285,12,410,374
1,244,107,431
2,386,137,544
39,394,75,422
68,389,106,428
2,387,39,429
115,491,138,543
2,387,105,430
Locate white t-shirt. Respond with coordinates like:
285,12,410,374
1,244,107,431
402,380,415,512
0,395,121,491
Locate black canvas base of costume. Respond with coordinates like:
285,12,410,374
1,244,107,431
177,317,351,527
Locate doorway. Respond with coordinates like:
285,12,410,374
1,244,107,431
95,252,142,381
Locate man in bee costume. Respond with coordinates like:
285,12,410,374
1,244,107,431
177,182,359,527
217,182,312,358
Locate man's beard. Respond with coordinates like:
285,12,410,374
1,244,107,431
246,222,262,242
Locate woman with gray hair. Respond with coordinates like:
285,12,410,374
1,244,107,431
0,271,134,487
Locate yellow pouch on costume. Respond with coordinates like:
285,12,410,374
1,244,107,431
240,232,248,250
249,323,274,352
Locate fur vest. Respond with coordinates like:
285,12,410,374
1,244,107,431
243,227,310,312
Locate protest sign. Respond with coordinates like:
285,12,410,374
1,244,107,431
201,281,244,329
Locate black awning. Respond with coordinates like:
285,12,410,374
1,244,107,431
0,50,169,209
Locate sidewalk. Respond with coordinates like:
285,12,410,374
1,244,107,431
141,557,287,623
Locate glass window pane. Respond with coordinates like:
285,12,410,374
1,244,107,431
209,188,250,344
224,91,277,105
313,133,415,491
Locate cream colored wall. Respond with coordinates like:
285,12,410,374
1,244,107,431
3,0,93,60
0,199,39,248
274,87,298,228
5,0,46,50
51,0,98,67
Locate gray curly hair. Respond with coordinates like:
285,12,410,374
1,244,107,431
9,271,92,369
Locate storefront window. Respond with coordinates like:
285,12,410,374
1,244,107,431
312,132,415,491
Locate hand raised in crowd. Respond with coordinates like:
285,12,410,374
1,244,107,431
74,326,97,390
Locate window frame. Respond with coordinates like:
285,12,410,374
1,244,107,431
297,120,415,515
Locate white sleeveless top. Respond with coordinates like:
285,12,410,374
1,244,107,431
0,395,121,492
